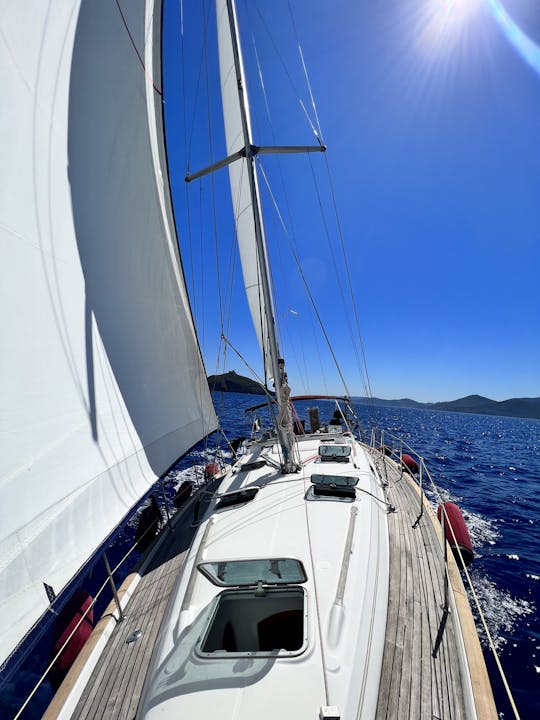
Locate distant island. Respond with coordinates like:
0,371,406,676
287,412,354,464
208,372,540,420
208,370,268,396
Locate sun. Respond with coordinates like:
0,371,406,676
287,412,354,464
416,0,485,55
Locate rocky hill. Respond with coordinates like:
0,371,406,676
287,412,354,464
208,370,267,395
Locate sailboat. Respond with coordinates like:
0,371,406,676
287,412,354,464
1,0,505,718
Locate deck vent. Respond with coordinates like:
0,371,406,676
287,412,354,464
310,474,357,500
216,487,259,510
319,708,340,720
318,444,351,463
235,460,266,473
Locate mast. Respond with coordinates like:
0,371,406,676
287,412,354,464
187,0,325,471
223,0,295,470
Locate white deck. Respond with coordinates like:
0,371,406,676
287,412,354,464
136,433,389,719
58,432,493,720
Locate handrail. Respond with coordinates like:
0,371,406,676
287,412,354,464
11,469,218,720
368,428,520,720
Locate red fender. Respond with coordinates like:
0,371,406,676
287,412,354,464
401,453,419,473
50,589,93,689
438,502,474,568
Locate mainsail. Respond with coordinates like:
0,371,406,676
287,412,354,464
0,0,217,666
215,0,276,382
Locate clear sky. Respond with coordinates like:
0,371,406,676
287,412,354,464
163,0,540,403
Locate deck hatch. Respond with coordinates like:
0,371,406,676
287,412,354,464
198,558,307,587
309,473,358,500
318,444,351,462
198,587,306,657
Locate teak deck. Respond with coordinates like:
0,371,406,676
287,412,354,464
48,451,495,719
376,457,467,720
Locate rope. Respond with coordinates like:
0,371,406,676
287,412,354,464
303,475,330,706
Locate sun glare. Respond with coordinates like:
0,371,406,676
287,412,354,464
417,0,484,54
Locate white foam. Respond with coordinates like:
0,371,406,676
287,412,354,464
463,509,500,548
467,570,535,651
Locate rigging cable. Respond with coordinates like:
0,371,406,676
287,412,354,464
321,148,378,419
257,161,353,400
252,0,375,416
251,4,320,145
248,23,313,393
220,335,285,467
286,0,323,141
305,151,372,405
288,0,378,423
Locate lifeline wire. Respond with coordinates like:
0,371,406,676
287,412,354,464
381,436,521,720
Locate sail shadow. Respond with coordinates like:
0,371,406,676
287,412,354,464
68,0,206,477
141,603,277,712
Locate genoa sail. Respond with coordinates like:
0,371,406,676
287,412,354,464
0,0,217,666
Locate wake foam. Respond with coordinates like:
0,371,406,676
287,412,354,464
467,570,535,651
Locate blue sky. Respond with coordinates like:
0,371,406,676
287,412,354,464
163,0,540,403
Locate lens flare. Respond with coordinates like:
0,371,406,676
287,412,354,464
488,0,540,75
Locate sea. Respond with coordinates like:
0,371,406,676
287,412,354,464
2,393,539,719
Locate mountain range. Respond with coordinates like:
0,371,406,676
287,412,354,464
354,394,540,420
208,372,540,420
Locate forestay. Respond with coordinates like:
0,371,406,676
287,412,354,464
0,0,217,666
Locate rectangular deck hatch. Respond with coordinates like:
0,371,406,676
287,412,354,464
310,473,358,500
199,558,307,587
318,444,351,462
199,587,306,656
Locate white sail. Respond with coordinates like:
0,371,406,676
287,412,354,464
0,0,217,666
215,0,275,381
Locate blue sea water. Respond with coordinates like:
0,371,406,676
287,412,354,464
2,394,539,718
